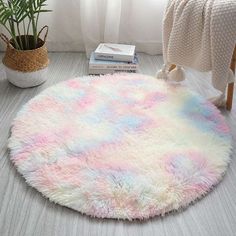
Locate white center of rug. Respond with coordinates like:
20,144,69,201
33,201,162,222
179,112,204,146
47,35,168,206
8,73,232,220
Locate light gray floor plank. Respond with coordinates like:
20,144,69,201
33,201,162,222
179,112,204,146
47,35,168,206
0,53,235,236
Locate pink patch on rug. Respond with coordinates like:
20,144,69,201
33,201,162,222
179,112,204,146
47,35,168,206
66,79,82,89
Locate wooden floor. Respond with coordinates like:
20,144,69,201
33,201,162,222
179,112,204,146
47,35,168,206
0,53,235,236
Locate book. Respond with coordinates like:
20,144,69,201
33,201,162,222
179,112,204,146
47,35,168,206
89,52,138,75
94,43,136,62
89,68,136,75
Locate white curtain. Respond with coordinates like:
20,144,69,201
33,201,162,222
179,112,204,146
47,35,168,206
0,0,167,55
80,0,166,57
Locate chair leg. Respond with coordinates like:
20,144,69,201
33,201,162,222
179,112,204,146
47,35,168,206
170,55,235,110
226,83,234,110
226,46,236,111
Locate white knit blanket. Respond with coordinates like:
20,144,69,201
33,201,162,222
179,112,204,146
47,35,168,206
158,0,236,103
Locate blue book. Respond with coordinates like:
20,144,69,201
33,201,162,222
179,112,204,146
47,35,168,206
89,52,138,70
89,52,138,75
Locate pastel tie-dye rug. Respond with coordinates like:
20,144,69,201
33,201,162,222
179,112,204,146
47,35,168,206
8,73,232,220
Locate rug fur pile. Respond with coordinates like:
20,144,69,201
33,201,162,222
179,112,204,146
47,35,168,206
8,73,232,220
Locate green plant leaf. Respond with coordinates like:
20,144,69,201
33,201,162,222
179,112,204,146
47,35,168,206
0,0,51,50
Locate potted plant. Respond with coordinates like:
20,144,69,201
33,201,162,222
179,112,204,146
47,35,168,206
0,0,51,88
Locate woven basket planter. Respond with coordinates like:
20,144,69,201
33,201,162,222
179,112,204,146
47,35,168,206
0,26,49,88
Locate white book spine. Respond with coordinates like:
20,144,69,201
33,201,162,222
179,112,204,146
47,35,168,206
94,53,134,62
89,68,137,75
89,64,138,70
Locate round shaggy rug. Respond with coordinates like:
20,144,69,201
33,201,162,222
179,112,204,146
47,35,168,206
8,73,232,220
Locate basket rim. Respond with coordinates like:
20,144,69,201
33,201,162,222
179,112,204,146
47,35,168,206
8,36,47,53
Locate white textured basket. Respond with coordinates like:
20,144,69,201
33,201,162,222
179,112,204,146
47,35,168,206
4,65,48,88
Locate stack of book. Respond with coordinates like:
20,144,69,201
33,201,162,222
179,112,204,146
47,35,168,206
89,43,138,75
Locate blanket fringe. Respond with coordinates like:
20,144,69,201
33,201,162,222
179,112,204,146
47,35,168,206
156,64,168,80
228,69,235,83
169,66,185,82
208,92,226,107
